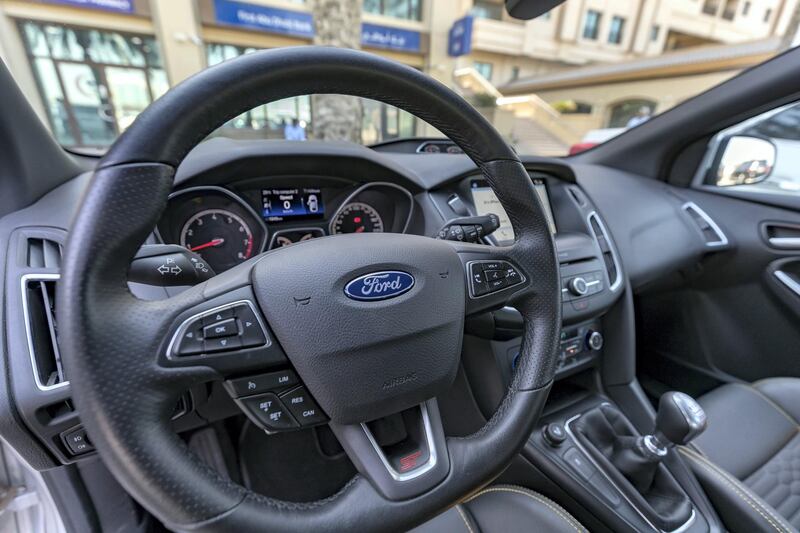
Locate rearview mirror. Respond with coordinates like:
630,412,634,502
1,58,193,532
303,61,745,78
505,0,565,20
711,135,776,187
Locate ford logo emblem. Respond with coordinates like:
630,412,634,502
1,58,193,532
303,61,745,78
344,271,415,301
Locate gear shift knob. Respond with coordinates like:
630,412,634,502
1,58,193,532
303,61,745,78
655,391,707,446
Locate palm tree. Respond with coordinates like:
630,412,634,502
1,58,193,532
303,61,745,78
309,0,364,142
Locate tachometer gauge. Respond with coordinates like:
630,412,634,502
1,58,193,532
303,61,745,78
180,209,254,272
331,202,384,234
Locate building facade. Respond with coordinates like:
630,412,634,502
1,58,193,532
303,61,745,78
0,0,796,152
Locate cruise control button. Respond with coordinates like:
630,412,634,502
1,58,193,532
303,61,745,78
242,393,297,431
235,304,268,347
203,318,238,339
205,335,242,353
280,387,328,426
225,370,299,397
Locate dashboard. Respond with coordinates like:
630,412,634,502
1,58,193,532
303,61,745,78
156,179,414,273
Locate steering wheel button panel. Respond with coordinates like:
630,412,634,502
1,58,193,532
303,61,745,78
240,393,297,431
467,260,525,299
280,387,328,427
172,300,271,357
225,370,299,397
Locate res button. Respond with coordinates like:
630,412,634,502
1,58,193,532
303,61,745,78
280,387,328,426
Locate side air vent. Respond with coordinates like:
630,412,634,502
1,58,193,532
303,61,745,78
567,186,587,207
26,237,62,269
22,274,67,390
587,212,622,291
682,202,728,248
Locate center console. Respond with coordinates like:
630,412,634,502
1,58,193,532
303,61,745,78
433,169,722,533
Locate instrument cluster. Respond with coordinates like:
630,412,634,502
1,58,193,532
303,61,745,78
156,181,414,274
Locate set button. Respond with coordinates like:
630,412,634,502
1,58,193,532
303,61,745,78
241,393,297,431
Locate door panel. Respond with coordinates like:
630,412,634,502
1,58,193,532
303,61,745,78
637,187,800,394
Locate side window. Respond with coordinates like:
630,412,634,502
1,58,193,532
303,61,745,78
704,102,800,196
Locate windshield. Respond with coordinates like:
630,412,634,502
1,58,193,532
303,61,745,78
3,0,798,156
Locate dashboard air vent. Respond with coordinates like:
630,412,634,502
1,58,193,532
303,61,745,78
22,275,67,389
681,202,728,248
26,237,62,269
587,212,621,291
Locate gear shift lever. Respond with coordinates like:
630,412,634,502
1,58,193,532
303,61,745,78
613,392,708,491
655,391,708,446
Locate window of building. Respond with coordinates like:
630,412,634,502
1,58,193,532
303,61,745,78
743,1,751,15
18,20,167,149
363,0,421,21
582,10,602,40
608,16,626,44
510,66,520,81
207,44,311,138
206,43,417,144
608,99,657,128
702,0,720,16
650,25,660,41
722,0,739,20
474,61,493,81
471,1,503,20
764,8,772,22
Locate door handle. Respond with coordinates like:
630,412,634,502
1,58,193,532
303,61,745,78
774,270,800,297
768,237,800,249
762,222,800,250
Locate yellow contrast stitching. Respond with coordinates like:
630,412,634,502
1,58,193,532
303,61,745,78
468,486,585,533
681,448,791,533
455,505,475,533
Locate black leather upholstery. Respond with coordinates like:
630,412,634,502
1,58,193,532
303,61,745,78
682,378,800,533
410,485,587,533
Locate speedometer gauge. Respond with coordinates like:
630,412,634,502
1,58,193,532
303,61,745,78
180,209,254,273
332,202,384,234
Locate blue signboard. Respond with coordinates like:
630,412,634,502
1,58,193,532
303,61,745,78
361,23,421,53
214,0,314,38
44,0,133,13
448,16,473,57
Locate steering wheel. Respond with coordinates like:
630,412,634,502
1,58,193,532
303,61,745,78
58,48,560,532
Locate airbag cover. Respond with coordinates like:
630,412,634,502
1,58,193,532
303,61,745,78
252,233,465,424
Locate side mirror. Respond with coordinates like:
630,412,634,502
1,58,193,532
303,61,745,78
710,135,776,187
504,0,565,20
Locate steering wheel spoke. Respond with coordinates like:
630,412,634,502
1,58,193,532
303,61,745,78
329,399,450,501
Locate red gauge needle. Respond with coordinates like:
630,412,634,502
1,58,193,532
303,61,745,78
355,227,365,233
190,238,225,252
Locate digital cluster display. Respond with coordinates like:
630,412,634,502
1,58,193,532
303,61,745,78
262,188,324,222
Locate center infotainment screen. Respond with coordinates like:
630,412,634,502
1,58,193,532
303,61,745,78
262,188,324,222
470,178,556,244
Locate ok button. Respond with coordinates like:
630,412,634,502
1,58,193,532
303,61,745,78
203,318,238,339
